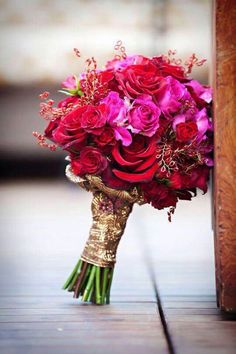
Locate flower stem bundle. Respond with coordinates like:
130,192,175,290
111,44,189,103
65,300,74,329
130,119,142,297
63,260,113,304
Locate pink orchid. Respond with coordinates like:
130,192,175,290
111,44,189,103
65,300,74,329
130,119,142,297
62,75,77,90
106,55,150,71
173,108,211,142
102,91,132,146
186,80,212,103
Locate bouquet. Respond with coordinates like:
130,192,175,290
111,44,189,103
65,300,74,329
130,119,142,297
34,42,213,305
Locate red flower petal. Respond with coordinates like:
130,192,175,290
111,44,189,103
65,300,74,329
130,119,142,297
112,144,142,166
112,161,158,182
134,154,157,172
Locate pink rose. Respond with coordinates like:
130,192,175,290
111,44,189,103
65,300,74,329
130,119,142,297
154,76,186,118
128,95,160,137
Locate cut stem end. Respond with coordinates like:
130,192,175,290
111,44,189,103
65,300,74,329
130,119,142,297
63,259,114,305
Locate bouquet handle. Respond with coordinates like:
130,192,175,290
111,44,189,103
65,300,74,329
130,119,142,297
63,165,143,304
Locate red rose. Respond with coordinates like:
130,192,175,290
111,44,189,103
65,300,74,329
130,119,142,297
53,125,87,152
80,104,106,135
116,62,162,99
52,106,87,151
112,135,158,182
151,56,187,81
141,182,177,210
101,166,131,190
176,121,198,142
44,118,60,141
93,127,115,147
71,147,108,176
44,97,80,142
181,166,209,193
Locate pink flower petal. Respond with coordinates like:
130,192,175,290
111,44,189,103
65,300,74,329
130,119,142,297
114,127,132,146
195,108,209,139
172,114,186,130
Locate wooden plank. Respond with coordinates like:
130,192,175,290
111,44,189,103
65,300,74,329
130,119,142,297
213,0,236,312
0,302,156,322
147,212,236,352
166,322,236,354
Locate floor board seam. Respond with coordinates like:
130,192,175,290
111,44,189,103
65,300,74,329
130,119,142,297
135,230,177,354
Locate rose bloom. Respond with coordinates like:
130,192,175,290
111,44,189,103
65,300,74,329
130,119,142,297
51,106,87,151
93,126,115,147
101,166,131,190
154,76,186,118
151,56,187,81
173,108,211,143
71,147,108,176
80,104,107,135
175,121,198,142
116,61,162,99
128,95,161,137
93,126,116,155
141,181,177,210
169,172,196,201
44,118,60,141
180,166,209,193
112,135,158,182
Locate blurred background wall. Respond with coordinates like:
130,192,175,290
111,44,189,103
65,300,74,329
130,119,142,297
0,0,212,178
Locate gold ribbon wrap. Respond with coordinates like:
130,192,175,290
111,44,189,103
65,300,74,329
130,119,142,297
80,191,133,267
65,165,144,268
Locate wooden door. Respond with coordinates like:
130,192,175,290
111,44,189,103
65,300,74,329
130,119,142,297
213,0,236,312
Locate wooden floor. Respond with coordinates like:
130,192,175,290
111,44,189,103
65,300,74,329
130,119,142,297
0,181,236,354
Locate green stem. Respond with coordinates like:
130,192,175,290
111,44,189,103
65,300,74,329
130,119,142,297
95,266,101,304
101,268,109,304
106,268,114,304
87,284,94,302
82,266,96,302
62,259,82,290
68,267,82,292
77,264,91,296
63,260,115,304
